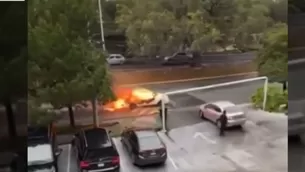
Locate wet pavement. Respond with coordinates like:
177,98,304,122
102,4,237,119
57,75,261,126
148,76,264,130
57,108,287,172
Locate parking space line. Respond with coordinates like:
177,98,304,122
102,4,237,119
193,132,216,144
167,153,179,170
66,144,71,172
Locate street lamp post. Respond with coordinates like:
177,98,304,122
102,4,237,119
93,0,107,128
98,0,106,51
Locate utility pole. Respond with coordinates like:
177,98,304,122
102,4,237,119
98,0,106,51
93,0,106,128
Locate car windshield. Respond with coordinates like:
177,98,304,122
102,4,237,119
85,147,115,160
139,135,163,151
225,106,242,114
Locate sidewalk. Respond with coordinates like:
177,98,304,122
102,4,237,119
56,107,159,126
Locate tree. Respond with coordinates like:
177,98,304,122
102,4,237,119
268,0,287,23
116,0,276,55
28,0,114,127
256,23,287,82
116,0,180,56
0,2,27,138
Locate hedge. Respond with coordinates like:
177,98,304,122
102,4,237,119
251,83,287,112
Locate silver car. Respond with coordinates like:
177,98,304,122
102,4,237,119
199,101,246,128
107,54,126,65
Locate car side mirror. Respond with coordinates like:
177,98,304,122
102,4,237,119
108,130,112,135
55,148,62,157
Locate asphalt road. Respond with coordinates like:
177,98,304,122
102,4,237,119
57,107,287,172
110,52,256,70
58,74,261,125
145,75,264,130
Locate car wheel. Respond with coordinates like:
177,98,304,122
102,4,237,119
199,110,205,119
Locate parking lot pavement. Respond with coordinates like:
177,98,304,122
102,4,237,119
149,78,264,130
56,107,287,172
57,139,178,172
57,144,79,172
159,109,288,172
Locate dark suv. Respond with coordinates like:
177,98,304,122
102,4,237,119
162,52,193,65
72,128,120,172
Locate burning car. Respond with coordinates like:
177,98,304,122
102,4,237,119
103,87,170,111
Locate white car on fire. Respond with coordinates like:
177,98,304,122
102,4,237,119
103,87,171,111
128,88,170,109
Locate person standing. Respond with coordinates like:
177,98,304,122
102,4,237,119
219,110,228,136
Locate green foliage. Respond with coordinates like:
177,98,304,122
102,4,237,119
251,84,287,112
28,97,58,126
28,0,114,124
114,0,277,55
256,23,287,82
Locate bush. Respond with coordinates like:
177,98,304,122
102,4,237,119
251,84,287,112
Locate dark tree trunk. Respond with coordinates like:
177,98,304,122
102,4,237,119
67,104,75,128
282,81,287,91
4,98,17,138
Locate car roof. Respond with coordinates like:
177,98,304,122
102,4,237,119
134,129,157,138
83,128,112,149
27,144,53,165
109,54,122,56
210,101,235,109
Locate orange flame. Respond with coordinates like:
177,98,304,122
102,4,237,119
113,99,129,109
103,87,156,112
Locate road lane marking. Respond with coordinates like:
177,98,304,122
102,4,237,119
120,71,257,87
66,144,71,172
167,153,179,170
193,132,216,144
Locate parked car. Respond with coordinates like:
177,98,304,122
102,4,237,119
72,128,120,172
121,128,167,166
162,52,193,65
107,54,126,65
199,101,246,128
27,126,62,172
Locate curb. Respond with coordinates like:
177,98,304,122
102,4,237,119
112,62,256,85
121,71,258,87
